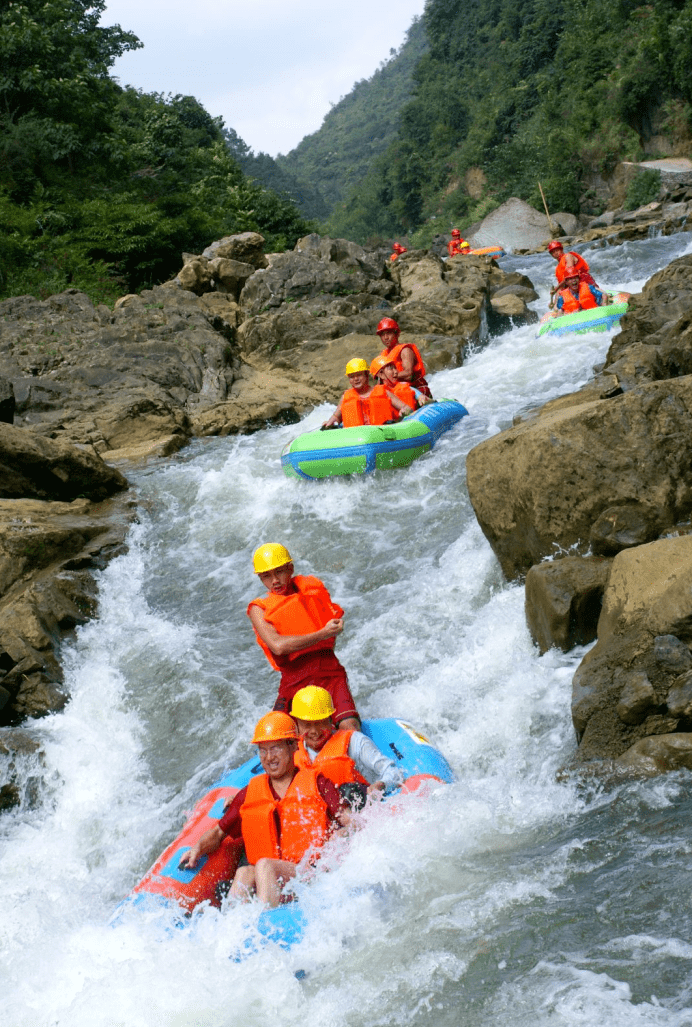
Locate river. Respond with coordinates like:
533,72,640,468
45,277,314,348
3,232,692,1027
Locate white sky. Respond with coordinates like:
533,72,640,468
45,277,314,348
101,1,427,157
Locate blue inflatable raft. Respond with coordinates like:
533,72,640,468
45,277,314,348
112,719,453,952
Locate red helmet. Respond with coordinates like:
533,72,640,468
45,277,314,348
376,317,400,336
451,228,461,237
547,241,564,253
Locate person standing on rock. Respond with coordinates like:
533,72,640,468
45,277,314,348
548,241,600,305
447,228,469,258
376,318,432,399
321,358,412,428
248,543,361,731
555,270,611,313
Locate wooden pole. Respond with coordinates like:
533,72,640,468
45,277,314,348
538,181,556,237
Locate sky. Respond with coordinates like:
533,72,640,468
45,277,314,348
100,1,427,157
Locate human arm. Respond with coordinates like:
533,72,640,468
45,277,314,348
389,391,413,417
316,773,352,829
348,732,406,792
322,394,345,428
179,823,225,869
395,345,418,384
248,603,344,657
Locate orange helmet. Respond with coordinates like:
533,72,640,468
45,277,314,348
451,228,461,237
376,317,400,336
548,241,563,253
370,354,396,376
251,712,298,744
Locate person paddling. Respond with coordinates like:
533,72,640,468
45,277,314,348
375,318,432,398
322,358,412,429
180,712,350,908
248,543,360,731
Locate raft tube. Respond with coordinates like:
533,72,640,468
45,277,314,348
468,245,505,259
536,292,630,338
111,718,453,951
281,400,469,480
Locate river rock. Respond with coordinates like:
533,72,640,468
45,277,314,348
466,375,692,579
0,495,134,727
0,422,128,500
568,536,692,766
0,377,14,423
525,555,611,653
589,502,664,556
202,231,269,269
0,728,43,812
467,197,553,251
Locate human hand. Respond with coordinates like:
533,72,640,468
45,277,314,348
367,781,386,800
323,617,344,639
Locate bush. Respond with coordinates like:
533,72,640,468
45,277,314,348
625,169,661,210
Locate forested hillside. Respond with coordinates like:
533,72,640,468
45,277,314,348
275,17,428,218
0,1,313,304
321,0,692,244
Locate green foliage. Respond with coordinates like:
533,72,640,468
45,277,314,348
0,3,314,305
625,168,662,209
312,0,692,243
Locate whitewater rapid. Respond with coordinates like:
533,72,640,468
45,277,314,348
2,232,692,1027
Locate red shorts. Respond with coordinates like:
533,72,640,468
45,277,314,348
273,651,359,725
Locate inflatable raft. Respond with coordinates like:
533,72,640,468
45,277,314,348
112,719,453,952
468,245,505,259
537,292,630,338
281,400,469,480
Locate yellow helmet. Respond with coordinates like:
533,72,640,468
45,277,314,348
252,542,292,574
251,711,298,744
345,358,369,376
290,685,336,721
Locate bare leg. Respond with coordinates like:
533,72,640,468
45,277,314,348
253,858,296,908
230,865,256,901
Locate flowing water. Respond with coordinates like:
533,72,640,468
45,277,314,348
3,232,692,1027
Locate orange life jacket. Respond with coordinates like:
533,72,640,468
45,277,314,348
447,239,466,257
248,575,343,672
341,384,396,427
379,342,426,380
295,731,369,787
555,253,590,284
387,381,417,411
558,281,598,313
240,769,329,865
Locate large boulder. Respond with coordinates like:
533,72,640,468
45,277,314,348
466,376,692,579
568,536,692,767
467,197,553,251
525,556,611,653
0,422,127,500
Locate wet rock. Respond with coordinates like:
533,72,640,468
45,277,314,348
466,378,692,580
467,197,553,251
616,670,656,724
590,503,664,556
615,733,692,776
653,634,692,674
525,556,611,653
666,671,692,718
0,728,43,812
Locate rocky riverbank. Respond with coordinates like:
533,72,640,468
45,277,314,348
466,251,692,777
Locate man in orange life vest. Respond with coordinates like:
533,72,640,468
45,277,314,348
180,712,351,907
248,542,361,731
369,353,431,412
547,240,600,305
555,270,610,314
321,357,412,429
376,318,433,399
447,228,469,258
292,685,405,799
